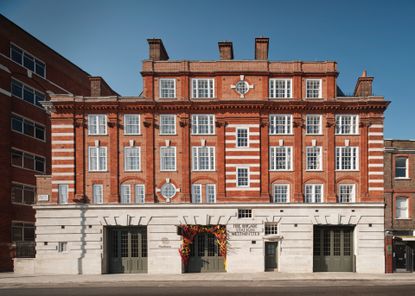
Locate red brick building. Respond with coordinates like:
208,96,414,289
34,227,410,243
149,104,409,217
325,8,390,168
0,14,116,271
384,140,415,272
28,38,389,274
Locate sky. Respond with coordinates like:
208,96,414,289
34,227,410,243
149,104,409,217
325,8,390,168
1,0,415,139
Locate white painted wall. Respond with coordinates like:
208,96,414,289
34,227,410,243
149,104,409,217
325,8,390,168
15,203,385,274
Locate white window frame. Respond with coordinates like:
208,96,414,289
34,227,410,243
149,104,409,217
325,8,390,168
88,146,107,172
124,114,140,135
305,79,322,99
338,184,356,203
124,146,141,172
236,127,249,148
160,146,176,171
395,157,409,179
206,184,216,203
191,114,215,135
236,167,250,188
336,146,359,171
191,78,215,99
159,78,176,99
120,184,131,204
304,184,323,203
88,114,107,135
191,184,202,204
306,114,322,135
159,114,176,135
192,146,215,171
269,78,292,99
272,184,290,203
306,146,323,171
58,184,68,204
135,184,145,204
92,184,103,204
270,146,293,171
335,115,359,135
269,114,293,135
396,196,409,219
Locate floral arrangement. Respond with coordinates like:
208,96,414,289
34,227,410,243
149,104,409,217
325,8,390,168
178,224,227,266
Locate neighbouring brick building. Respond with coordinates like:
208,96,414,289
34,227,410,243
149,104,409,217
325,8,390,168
385,139,415,272
21,37,389,274
0,14,116,271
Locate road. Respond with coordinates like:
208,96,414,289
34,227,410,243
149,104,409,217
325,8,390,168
1,280,415,296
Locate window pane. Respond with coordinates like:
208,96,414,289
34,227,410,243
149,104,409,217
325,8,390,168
11,184,23,203
23,53,35,71
23,87,34,104
35,60,45,77
58,184,68,204
11,45,23,64
395,158,408,178
124,115,140,135
160,115,175,135
11,80,23,98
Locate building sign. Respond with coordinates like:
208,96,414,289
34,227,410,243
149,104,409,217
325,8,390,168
37,194,49,202
229,224,261,236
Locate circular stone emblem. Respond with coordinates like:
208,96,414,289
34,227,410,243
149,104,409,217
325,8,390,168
235,80,249,95
160,183,177,199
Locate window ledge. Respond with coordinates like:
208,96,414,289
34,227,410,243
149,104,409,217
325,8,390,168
395,178,411,180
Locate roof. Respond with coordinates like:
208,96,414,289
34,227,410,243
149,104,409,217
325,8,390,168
0,14,91,77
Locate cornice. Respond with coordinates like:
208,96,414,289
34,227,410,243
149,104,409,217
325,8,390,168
51,99,390,114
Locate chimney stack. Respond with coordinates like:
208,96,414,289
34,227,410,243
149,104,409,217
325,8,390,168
89,77,116,97
353,70,374,97
218,41,234,60
255,37,269,60
147,38,169,61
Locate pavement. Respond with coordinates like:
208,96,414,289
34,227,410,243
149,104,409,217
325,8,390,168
1,272,415,288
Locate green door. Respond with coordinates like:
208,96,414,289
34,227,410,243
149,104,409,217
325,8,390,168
265,242,278,271
108,227,147,273
313,226,354,272
188,233,225,273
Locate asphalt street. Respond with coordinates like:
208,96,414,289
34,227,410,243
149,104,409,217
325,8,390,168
1,280,415,296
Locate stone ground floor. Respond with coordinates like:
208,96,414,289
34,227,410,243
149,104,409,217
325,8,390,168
14,203,385,274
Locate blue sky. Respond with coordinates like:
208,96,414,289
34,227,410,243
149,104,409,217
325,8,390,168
1,0,415,139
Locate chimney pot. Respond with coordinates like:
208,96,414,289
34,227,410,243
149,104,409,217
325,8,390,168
255,37,269,60
147,38,169,61
218,41,234,60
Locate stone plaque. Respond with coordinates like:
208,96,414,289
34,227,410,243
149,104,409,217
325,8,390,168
229,224,261,237
37,194,49,202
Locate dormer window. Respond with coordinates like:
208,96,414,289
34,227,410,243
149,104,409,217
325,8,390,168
306,79,322,98
191,78,214,98
269,79,292,99
159,79,176,98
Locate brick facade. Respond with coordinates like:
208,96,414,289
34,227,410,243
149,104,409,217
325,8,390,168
384,140,415,272
0,15,115,271
27,37,390,275
40,38,388,206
